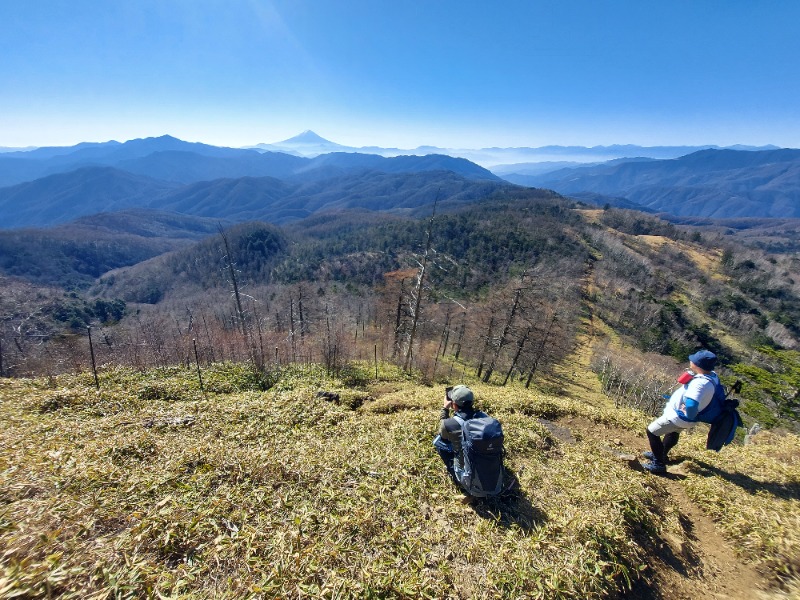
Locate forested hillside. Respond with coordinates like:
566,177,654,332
0,210,223,288
2,189,798,431
2,183,799,600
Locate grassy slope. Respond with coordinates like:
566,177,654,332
1,360,798,599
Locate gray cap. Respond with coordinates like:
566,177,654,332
450,384,474,406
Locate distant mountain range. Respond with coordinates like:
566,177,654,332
0,136,505,228
510,149,800,218
1,132,798,229
249,130,781,168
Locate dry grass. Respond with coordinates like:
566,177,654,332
0,364,664,599
1,361,797,599
677,430,800,587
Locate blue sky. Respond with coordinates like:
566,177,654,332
1,1,799,149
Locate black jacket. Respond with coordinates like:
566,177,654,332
438,405,478,470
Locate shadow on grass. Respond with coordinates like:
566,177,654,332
465,470,548,531
616,503,700,600
626,458,687,481
692,459,800,500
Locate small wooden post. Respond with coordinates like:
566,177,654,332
193,339,204,392
374,344,378,380
87,327,100,389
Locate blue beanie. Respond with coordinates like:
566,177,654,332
689,349,717,370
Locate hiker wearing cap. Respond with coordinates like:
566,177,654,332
433,385,508,497
642,350,720,474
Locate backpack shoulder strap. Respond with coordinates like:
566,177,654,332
697,373,727,423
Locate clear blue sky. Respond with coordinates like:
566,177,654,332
2,1,799,149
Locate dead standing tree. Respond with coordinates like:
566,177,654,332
379,268,416,361
218,225,260,367
403,201,438,372
218,225,246,336
482,286,523,383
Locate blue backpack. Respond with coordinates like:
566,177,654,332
696,376,744,451
696,375,728,425
453,412,505,497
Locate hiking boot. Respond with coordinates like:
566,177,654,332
641,460,667,474
642,451,672,464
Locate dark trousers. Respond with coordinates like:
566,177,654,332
646,430,680,464
433,436,457,480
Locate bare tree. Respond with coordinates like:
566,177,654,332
482,286,522,383
404,201,437,371
218,225,246,336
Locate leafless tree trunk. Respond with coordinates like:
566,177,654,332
289,296,296,362
393,279,406,359
441,308,452,356
483,287,522,383
218,226,246,335
476,314,496,379
503,325,531,385
453,312,466,360
525,313,558,388
298,286,306,342
404,200,437,371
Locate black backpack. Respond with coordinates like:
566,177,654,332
698,378,744,451
706,398,744,451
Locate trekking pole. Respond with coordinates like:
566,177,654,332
726,380,742,407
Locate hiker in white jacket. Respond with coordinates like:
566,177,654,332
642,350,719,474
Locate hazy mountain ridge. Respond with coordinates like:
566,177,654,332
0,133,498,188
1,134,797,230
254,131,779,167
514,148,800,217
0,167,181,229
0,135,292,187
0,142,506,229
116,150,309,183
4,132,779,185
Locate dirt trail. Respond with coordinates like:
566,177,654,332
555,336,768,600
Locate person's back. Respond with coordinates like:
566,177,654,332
433,385,505,497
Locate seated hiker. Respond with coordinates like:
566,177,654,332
433,385,506,497
642,349,720,474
